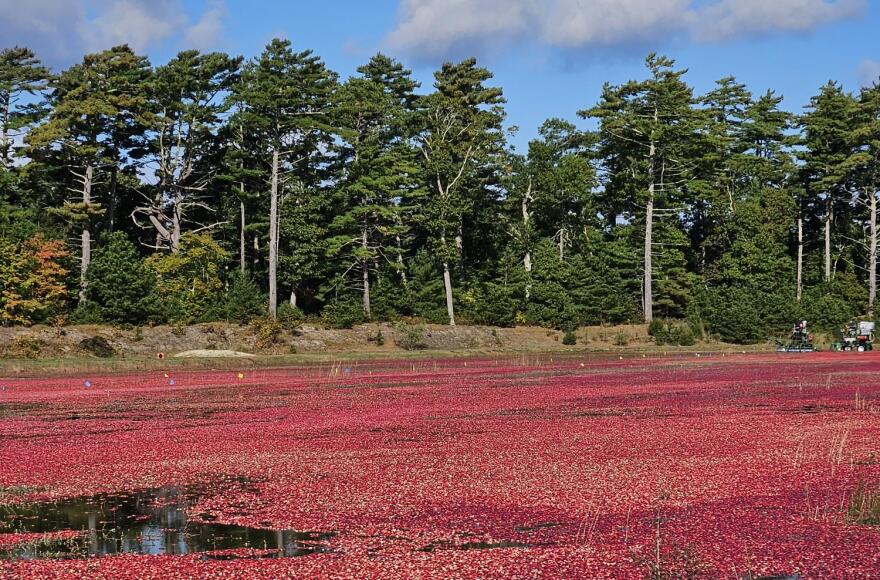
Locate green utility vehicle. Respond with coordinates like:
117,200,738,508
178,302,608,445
833,320,875,352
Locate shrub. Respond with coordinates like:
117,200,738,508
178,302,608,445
613,332,630,346
221,271,265,324
251,316,282,350
467,284,518,328
701,286,763,344
562,330,577,346
649,319,696,347
79,336,115,358
277,303,305,332
69,301,103,325
145,233,229,324
526,281,578,330
7,336,44,359
322,299,365,329
394,322,428,351
84,232,161,325
368,329,385,346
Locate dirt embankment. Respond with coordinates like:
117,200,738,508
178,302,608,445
0,322,759,361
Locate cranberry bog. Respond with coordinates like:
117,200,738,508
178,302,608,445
1,353,879,578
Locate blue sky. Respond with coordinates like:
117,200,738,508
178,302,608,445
1,0,878,149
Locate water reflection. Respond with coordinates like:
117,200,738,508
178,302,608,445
0,483,334,560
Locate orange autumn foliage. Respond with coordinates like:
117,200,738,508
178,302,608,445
0,235,69,326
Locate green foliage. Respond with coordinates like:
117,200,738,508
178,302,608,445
69,300,102,325
700,286,764,344
527,281,577,330
220,271,265,324
321,298,366,329
562,330,577,346
394,322,428,351
84,232,160,325
145,233,229,323
4,45,880,347
800,287,859,332
277,302,304,332
649,319,696,346
463,283,518,328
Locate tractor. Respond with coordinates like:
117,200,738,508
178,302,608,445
834,320,875,352
776,320,815,353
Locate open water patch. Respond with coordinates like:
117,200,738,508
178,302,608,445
0,481,334,560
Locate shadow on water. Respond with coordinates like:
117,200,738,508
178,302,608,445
0,481,335,560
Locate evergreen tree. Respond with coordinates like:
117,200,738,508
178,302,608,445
328,71,416,318
582,54,700,322
231,38,336,317
0,47,49,176
799,82,858,283
134,50,241,252
84,232,159,325
412,58,506,325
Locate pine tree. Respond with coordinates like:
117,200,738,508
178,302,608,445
799,82,858,283
83,232,159,325
328,72,417,318
27,46,151,299
0,47,49,174
231,39,337,317
413,58,506,325
133,50,241,252
582,54,700,322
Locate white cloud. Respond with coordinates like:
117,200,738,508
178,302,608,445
89,0,186,52
858,59,880,87
693,0,865,42
386,0,866,60
545,0,692,47
388,0,539,59
0,0,227,66
184,0,226,51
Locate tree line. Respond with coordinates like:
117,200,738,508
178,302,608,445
1,42,879,343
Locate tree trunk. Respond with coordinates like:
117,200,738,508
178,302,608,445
268,149,279,319
362,227,371,319
443,261,455,326
0,98,10,171
253,236,259,269
644,137,656,324
240,198,246,274
170,188,182,252
395,233,408,287
108,166,118,232
290,290,297,309
79,165,94,301
869,190,878,317
441,230,456,326
824,196,832,282
522,178,533,301
797,212,804,303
